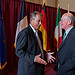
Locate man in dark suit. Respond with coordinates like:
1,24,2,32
16,11,55,75
56,13,75,75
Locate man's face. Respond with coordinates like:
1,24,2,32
31,14,42,30
60,15,69,30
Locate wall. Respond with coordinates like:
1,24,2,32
25,0,56,7
59,0,75,12
25,0,75,12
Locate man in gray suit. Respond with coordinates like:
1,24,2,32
56,13,75,75
16,11,55,75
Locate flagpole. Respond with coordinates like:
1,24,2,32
57,0,59,11
43,0,46,4
68,3,70,13
42,0,46,7
57,0,59,8
57,0,59,7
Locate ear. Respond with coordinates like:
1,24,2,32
68,20,72,25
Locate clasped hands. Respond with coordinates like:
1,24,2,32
34,52,55,65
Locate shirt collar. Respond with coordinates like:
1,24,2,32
29,24,38,33
65,26,74,35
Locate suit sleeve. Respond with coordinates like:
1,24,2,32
15,30,35,64
57,36,75,73
62,40,75,71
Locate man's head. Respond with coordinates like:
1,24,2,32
30,11,43,30
60,13,75,31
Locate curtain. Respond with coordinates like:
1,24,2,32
0,0,75,75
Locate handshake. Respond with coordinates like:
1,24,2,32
34,52,56,65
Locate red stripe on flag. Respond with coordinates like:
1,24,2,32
41,9,47,32
58,36,62,49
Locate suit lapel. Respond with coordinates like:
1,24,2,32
58,36,69,51
58,27,74,52
28,25,40,43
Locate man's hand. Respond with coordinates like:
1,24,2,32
46,52,56,63
34,54,47,65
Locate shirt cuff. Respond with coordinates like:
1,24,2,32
34,56,36,62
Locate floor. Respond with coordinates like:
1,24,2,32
45,63,56,75
0,64,56,75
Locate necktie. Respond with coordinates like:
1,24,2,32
35,32,44,59
63,32,66,41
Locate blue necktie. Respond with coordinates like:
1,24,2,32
63,32,66,41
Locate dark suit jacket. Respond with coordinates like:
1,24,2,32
56,27,75,75
16,25,46,75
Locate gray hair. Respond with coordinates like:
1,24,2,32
30,11,43,19
67,13,75,23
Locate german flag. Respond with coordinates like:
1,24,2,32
39,0,50,52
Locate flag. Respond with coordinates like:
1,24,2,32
54,5,62,50
0,0,7,69
39,0,50,52
14,0,28,48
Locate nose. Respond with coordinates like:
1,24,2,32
59,21,62,25
59,20,61,23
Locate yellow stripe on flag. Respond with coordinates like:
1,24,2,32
39,24,47,52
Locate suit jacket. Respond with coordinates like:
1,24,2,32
56,27,75,75
16,25,46,75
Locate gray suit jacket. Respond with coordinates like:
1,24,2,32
56,27,75,75
16,25,46,75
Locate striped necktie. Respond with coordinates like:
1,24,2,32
35,32,44,59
